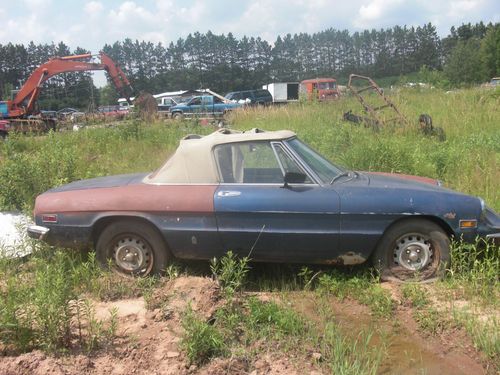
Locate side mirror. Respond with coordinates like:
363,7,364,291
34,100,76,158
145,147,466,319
283,172,307,188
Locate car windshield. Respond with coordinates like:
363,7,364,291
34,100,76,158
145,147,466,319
286,138,345,183
318,82,336,90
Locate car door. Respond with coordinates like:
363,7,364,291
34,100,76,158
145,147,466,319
214,140,341,263
186,97,203,116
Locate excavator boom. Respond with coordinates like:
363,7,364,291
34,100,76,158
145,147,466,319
3,52,133,119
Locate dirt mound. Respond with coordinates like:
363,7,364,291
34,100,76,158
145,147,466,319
149,276,222,321
0,276,225,375
134,92,158,120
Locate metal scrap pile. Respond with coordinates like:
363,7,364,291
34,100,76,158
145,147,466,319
343,74,445,141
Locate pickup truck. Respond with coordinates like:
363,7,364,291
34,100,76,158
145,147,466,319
169,95,242,120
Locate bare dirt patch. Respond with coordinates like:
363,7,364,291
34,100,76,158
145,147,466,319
0,276,321,375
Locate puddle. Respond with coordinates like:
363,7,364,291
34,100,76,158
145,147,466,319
289,293,484,375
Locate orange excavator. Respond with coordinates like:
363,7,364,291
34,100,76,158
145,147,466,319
0,52,133,137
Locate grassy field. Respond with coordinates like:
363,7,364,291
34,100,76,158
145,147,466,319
0,87,498,373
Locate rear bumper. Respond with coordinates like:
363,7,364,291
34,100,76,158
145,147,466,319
27,225,50,240
486,232,500,246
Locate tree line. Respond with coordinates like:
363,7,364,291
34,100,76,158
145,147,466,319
0,21,498,110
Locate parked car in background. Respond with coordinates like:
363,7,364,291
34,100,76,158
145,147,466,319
170,95,242,120
40,110,58,120
300,78,340,101
97,105,127,120
487,77,500,87
225,89,273,105
57,108,80,120
98,105,120,116
157,97,180,114
28,128,499,281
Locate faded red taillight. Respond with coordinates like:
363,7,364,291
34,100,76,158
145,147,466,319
42,214,58,223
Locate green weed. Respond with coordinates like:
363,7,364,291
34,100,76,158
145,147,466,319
0,249,119,353
181,306,227,366
210,251,250,299
401,283,430,308
445,238,499,305
318,271,394,317
413,307,452,335
321,323,383,375
452,309,499,362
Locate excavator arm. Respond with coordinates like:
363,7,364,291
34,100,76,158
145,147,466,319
7,52,133,118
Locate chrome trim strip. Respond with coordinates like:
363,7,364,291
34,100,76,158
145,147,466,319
485,233,500,239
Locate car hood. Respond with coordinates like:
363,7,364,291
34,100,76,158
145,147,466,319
366,171,439,186
363,172,448,193
47,173,148,193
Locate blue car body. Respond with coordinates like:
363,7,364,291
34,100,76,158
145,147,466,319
28,129,499,278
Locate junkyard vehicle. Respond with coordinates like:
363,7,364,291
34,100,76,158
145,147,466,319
262,82,300,103
225,89,273,105
28,129,499,281
169,95,242,120
300,78,340,101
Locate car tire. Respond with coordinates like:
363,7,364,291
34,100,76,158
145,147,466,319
172,112,184,121
372,219,450,282
96,220,171,277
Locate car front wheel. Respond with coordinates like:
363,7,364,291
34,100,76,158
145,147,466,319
373,219,450,282
96,220,170,277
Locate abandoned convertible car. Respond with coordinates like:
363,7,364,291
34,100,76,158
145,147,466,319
28,129,499,281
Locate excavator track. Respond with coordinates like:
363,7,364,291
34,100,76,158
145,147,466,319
7,118,56,134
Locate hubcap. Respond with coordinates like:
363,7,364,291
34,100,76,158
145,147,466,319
393,234,433,271
113,237,152,274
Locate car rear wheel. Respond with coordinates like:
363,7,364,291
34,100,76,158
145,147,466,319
96,220,170,277
372,219,450,282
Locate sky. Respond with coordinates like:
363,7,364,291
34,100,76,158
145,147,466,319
0,0,498,86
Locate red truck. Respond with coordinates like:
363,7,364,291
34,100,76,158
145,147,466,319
300,78,340,101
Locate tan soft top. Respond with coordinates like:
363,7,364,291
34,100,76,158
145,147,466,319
144,128,296,184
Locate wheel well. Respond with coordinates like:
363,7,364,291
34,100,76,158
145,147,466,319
91,216,170,249
392,215,453,236
372,215,454,256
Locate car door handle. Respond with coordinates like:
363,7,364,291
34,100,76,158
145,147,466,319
217,191,241,197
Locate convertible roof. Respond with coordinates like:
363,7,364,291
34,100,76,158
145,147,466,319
145,128,296,184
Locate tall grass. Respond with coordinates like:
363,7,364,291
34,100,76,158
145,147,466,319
0,248,120,353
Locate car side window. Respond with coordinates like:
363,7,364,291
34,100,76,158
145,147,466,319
214,142,283,183
273,144,313,183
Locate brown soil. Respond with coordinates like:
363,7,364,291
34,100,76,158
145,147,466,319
0,276,321,375
0,276,495,375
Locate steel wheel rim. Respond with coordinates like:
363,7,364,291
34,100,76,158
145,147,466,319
112,236,153,275
393,233,433,271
